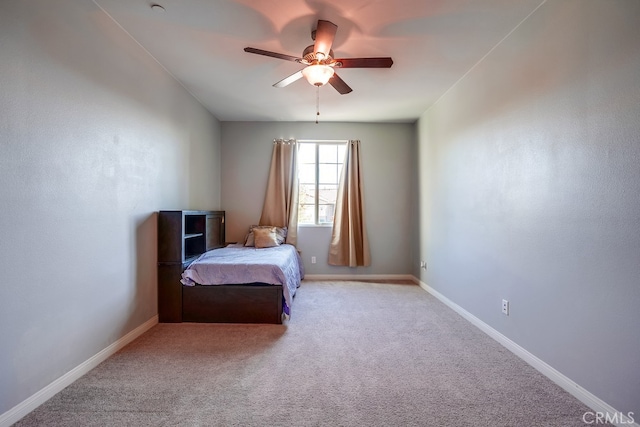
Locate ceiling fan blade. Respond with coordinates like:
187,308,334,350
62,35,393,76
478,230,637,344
273,70,304,88
313,20,338,59
244,47,302,63
329,72,352,95
335,57,394,68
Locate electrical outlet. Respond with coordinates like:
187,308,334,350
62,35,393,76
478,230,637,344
502,299,509,316
311,256,316,264
420,261,427,270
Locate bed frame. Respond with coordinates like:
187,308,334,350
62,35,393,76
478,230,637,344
183,283,283,324
157,210,285,324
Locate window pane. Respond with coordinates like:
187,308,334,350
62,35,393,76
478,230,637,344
297,142,344,225
318,184,337,204
318,204,335,224
319,164,338,184
298,204,315,224
298,144,315,163
337,144,346,163
299,163,315,184
298,183,315,204
319,144,338,163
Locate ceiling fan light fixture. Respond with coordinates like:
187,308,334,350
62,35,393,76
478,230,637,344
302,64,334,87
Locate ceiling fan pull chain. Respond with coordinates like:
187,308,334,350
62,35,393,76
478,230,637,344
315,86,320,124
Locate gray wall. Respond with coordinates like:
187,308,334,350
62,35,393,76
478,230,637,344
0,0,221,415
221,121,415,276
416,0,639,416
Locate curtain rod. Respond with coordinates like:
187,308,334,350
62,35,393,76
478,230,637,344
272,139,350,144
297,139,349,144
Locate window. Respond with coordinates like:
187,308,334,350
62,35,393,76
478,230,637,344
298,142,346,225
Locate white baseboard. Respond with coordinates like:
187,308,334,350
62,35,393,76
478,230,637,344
303,274,416,281
0,315,158,427
413,276,637,427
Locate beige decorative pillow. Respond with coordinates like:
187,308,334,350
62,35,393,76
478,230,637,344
253,227,279,248
244,225,288,247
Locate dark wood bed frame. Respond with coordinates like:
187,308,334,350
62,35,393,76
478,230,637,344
157,210,284,324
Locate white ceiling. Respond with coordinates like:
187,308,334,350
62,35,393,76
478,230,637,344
93,0,544,123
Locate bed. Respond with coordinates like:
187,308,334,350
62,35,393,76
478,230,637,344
181,243,304,324
157,210,304,324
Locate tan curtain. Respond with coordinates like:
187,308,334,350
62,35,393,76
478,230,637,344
259,139,299,246
328,140,371,266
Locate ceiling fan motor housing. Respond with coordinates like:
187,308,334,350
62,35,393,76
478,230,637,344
302,45,334,64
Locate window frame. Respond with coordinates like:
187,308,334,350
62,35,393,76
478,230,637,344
297,140,347,227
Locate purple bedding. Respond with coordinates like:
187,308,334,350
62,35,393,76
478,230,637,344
181,243,304,315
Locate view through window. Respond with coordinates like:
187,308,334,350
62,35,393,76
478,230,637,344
298,142,346,225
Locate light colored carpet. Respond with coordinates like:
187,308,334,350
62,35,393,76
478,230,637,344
15,281,598,426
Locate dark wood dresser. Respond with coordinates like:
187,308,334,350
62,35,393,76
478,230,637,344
157,210,225,322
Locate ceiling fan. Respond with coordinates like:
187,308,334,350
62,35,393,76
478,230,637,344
244,20,393,95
